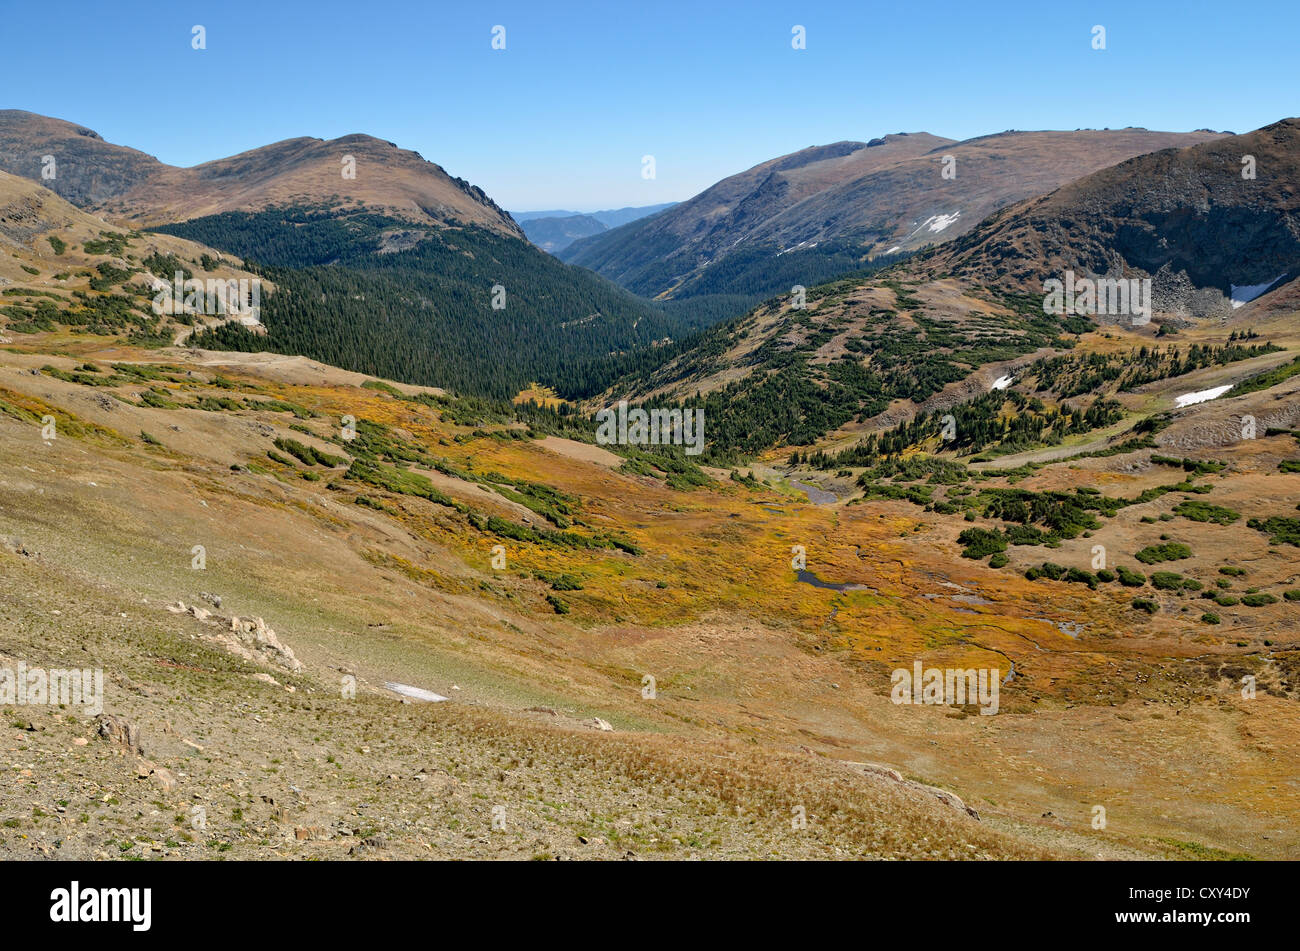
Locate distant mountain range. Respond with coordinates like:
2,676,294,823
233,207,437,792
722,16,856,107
512,203,676,227
559,128,1227,310
512,203,676,253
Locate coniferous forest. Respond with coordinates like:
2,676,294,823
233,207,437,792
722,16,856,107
155,206,705,399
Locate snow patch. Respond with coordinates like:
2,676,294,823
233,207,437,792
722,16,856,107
1175,385,1233,408
911,212,961,236
383,681,449,703
1230,273,1286,308
992,375,1014,390
776,240,819,256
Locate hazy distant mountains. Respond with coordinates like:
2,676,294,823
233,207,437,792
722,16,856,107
559,129,1226,305
513,203,676,253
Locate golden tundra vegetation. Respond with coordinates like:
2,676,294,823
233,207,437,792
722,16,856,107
1,219,1298,862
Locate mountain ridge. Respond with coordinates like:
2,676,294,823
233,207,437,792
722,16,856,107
560,128,1227,308
0,110,522,236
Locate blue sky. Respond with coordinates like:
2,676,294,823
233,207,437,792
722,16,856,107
5,0,1297,211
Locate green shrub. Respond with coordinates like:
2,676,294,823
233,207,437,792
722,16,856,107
141,251,192,281
274,437,347,467
1063,567,1098,589
534,571,584,591
1172,500,1240,525
83,231,129,256
1132,598,1159,614
1200,612,1220,624
1135,542,1192,564
1247,516,1300,547
957,528,1006,559
1241,593,1277,607
89,260,134,291
138,388,179,409
1115,565,1146,587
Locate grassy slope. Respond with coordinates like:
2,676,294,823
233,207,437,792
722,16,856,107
1,331,1296,859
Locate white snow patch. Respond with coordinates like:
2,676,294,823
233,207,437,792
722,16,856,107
992,375,1014,390
383,681,449,703
912,212,961,236
1175,385,1233,408
885,246,901,254
776,240,819,257
1230,273,1286,308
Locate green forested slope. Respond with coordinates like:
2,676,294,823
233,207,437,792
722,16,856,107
156,206,702,399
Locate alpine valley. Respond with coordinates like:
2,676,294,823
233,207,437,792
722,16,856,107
1,104,1297,864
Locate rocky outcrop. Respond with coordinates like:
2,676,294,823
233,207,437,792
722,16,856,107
96,714,142,755
166,601,302,672
843,761,981,820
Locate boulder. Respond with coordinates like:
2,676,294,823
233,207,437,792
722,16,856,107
96,714,142,755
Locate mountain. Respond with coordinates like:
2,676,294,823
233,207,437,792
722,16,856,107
156,205,687,398
560,129,1226,311
0,168,264,342
511,208,583,222
602,120,1300,462
934,119,1300,316
516,203,678,253
6,146,1299,865
0,110,164,206
0,112,695,399
518,213,607,253
5,115,1299,865
512,202,675,228
587,203,677,229
0,110,521,235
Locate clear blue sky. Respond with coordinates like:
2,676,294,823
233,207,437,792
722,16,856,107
5,0,1296,211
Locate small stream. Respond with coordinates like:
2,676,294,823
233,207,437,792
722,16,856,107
796,570,875,592
789,479,838,505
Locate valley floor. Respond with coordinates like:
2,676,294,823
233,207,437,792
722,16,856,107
1,341,1296,860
